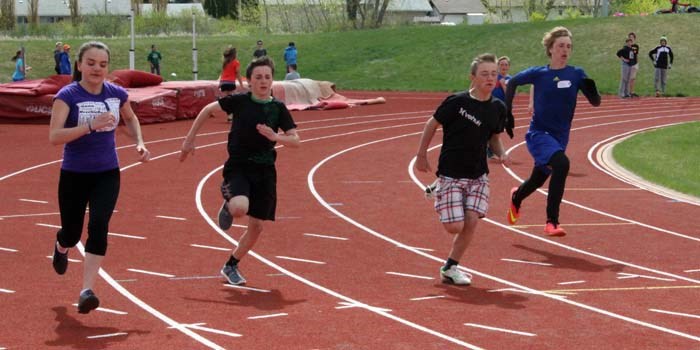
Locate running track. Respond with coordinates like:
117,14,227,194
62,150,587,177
1,92,699,349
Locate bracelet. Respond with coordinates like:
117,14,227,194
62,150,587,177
87,120,93,133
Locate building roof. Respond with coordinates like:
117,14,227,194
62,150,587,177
387,0,433,12
431,0,486,14
14,0,132,16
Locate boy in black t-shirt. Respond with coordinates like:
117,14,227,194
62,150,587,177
180,57,300,285
415,53,512,286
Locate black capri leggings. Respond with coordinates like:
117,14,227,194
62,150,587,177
57,168,120,256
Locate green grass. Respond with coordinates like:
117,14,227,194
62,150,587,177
612,121,700,198
2,15,700,96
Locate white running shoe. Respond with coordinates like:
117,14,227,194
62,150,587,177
440,265,472,285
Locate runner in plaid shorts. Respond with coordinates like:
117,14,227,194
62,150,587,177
415,53,512,286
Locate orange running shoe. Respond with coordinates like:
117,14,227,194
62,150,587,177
544,222,566,237
507,187,520,225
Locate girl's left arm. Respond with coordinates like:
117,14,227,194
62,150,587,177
121,100,151,162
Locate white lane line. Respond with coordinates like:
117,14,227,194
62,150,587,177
247,313,288,320
156,215,187,221
19,198,49,204
186,324,242,338
126,268,175,278
86,332,128,339
0,288,16,294
649,309,700,319
222,284,270,293
386,271,434,280
2,212,60,219
336,302,392,312
617,272,676,282
275,256,326,265
328,203,344,206
684,269,700,273
558,280,586,285
46,256,82,263
36,223,146,240
190,244,230,251
410,295,446,301
403,245,435,252
232,223,247,228
71,304,128,315
464,323,536,337
0,247,18,252
303,233,349,241
169,275,221,281
501,258,553,266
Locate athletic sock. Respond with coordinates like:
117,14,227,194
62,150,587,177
227,256,240,267
442,258,458,271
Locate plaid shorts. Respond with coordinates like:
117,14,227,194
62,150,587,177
434,174,490,223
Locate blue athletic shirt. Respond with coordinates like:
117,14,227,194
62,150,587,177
509,65,588,147
55,81,127,173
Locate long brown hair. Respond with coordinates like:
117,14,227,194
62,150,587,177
72,41,111,82
222,47,237,71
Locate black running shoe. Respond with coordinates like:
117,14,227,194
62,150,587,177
52,242,68,275
77,289,100,314
218,201,233,230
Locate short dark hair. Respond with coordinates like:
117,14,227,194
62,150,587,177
257,40,263,45
289,42,295,46
246,56,275,80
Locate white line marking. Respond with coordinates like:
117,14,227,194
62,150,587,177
684,269,700,273
190,244,230,251
222,284,270,293
232,223,247,228
169,275,221,281
303,233,349,241
649,309,700,319
335,302,392,312
328,202,344,206
617,272,676,282
114,279,138,283
86,332,128,339
46,256,81,263
275,256,326,265
2,212,60,219
558,280,586,285
19,198,48,204
36,224,146,240
0,247,18,252
410,295,446,301
155,215,187,221
186,324,242,338
0,288,15,294
464,323,536,337
403,245,435,252
247,313,288,320
501,258,553,266
386,271,434,280
71,304,128,315
126,269,175,278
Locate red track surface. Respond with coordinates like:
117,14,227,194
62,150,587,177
1,92,699,349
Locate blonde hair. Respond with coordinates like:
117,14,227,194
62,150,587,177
542,27,572,57
497,56,510,64
469,53,497,76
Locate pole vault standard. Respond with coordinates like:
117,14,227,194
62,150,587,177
192,11,198,80
129,8,135,69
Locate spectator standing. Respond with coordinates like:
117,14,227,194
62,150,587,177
284,64,300,80
147,44,163,76
628,32,640,97
616,38,634,98
649,36,674,97
59,44,72,75
11,50,31,82
253,40,267,59
54,42,63,75
283,42,297,73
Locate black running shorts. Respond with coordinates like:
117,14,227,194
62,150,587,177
221,163,277,221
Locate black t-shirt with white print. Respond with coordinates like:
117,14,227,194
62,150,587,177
434,91,506,179
218,92,296,174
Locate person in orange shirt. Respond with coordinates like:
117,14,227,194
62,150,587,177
219,47,245,121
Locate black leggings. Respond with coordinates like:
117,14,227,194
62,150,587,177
513,151,570,223
57,168,120,256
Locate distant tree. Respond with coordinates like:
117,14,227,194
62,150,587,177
0,0,16,30
68,0,80,26
27,0,39,27
153,0,168,12
203,0,237,18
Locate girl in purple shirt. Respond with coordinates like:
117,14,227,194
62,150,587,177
49,41,150,314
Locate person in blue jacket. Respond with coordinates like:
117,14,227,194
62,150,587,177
503,26,601,237
59,44,72,75
283,42,297,73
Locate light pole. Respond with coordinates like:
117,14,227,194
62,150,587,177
104,0,111,14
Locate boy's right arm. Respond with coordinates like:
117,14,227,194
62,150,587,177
415,117,440,173
180,101,223,161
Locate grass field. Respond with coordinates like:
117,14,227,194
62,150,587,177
613,121,700,198
1,14,699,96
